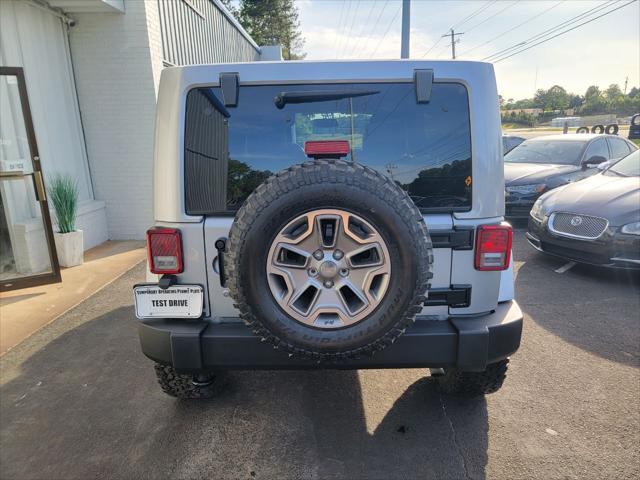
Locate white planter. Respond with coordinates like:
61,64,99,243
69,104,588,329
54,230,84,267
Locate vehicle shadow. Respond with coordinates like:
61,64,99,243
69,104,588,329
0,305,489,480
514,238,640,367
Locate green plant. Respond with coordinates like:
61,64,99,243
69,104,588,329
49,174,78,234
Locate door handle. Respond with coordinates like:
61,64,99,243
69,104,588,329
33,171,47,202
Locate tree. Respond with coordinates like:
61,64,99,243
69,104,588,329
584,85,601,101
532,89,547,109
569,94,583,109
239,0,306,60
218,0,239,17
629,87,639,98
605,84,623,101
544,85,570,111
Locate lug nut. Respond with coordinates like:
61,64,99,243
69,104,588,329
313,250,324,260
323,280,334,288
308,267,318,277
333,249,344,260
339,268,349,277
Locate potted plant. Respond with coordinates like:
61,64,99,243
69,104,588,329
50,174,83,267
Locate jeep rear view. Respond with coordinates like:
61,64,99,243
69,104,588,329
133,60,523,399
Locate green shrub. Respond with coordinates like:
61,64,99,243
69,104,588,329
49,174,78,234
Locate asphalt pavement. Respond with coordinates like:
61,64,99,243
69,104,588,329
1,230,639,480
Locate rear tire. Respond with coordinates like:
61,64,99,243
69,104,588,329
154,364,226,399
591,124,605,134
434,359,509,397
226,159,433,361
576,127,589,134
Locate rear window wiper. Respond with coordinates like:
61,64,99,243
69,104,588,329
274,90,379,109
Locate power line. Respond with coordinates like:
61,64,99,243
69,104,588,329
355,0,391,58
484,0,618,60
332,0,348,56
346,0,380,58
492,0,636,63
334,0,354,58
442,29,465,59
367,2,403,58
463,0,520,34
459,0,565,57
340,0,362,58
421,0,496,58
484,0,620,61
452,0,498,30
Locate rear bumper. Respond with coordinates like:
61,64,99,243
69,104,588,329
138,300,523,373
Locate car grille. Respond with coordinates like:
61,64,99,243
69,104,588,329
549,212,608,240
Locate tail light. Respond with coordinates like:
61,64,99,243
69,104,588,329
475,224,512,271
304,140,350,159
147,228,183,274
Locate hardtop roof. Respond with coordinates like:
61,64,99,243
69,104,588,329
164,59,495,86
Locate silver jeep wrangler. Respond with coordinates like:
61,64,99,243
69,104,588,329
134,60,523,399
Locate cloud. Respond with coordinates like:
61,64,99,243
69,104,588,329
297,0,639,100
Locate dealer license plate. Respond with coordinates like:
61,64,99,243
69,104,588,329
134,284,203,319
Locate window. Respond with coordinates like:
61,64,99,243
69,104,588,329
584,138,609,160
505,140,585,165
185,82,472,213
606,150,640,177
608,138,632,159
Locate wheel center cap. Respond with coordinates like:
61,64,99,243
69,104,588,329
319,260,338,279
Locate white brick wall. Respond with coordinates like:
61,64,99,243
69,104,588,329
68,0,162,240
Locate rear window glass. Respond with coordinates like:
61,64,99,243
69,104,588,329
185,82,472,213
609,138,632,158
505,140,585,165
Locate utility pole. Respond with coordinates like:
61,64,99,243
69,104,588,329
624,76,628,94
442,29,464,59
401,0,410,58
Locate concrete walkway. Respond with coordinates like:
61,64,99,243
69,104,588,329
0,240,145,355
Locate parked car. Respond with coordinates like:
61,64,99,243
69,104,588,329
527,150,640,269
504,134,637,218
133,60,523,399
502,134,525,155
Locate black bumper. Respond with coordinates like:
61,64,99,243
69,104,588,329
138,301,523,373
505,193,539,218
527,217,640,269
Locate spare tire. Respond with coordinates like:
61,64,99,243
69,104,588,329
591,124,605,134
576,127,589,134
605,124,619,135
227,160,433,360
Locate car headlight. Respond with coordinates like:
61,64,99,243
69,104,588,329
621,222,640,235
505,184,546,195
530,199,545,222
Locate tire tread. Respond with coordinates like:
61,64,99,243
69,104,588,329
226,159,433,361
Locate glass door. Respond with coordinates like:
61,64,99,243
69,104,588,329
0,67,60,291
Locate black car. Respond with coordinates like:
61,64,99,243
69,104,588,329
527,150,640,269
504,134,637,218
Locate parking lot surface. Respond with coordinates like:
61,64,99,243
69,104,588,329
1,230,638,480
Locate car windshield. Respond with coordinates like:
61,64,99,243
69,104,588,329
606,150,640,177
504,140,585,165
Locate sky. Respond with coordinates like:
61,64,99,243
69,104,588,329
296,0,640,100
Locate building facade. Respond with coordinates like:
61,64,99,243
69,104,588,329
0,0,265,289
